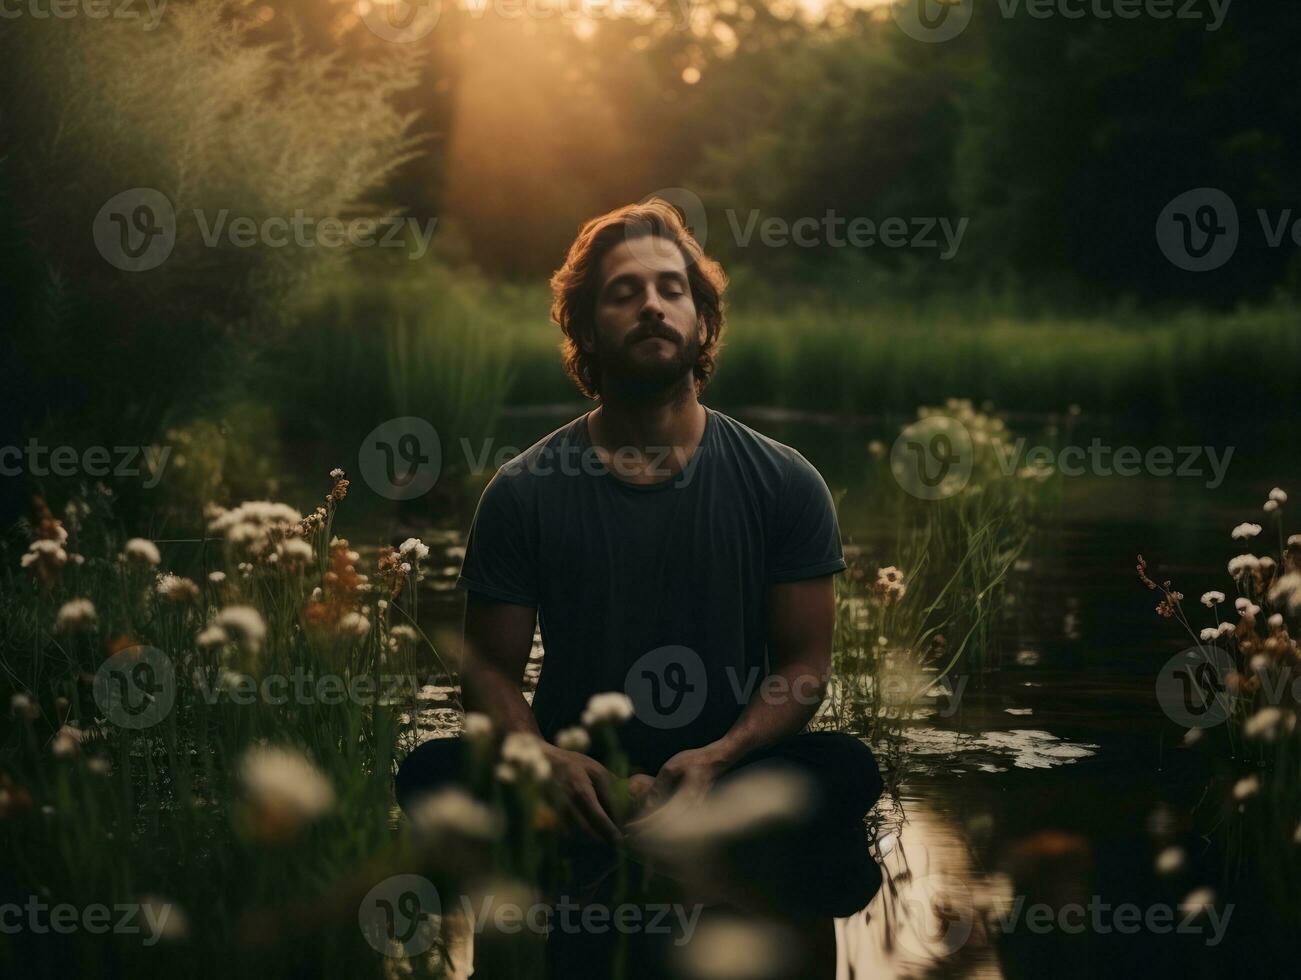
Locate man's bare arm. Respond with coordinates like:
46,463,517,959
460,593,541,735
461,593,621,840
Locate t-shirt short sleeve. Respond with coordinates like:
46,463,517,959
456,469,539,606
768,450,847,584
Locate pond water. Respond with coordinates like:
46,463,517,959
392,405,1296,978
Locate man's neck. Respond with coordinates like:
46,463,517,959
586,378,707,484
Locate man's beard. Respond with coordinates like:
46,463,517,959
595,325,700,400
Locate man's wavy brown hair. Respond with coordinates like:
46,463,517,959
549,199,728,399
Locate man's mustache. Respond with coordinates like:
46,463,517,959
626,322,682,346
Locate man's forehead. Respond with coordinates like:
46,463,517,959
600,236,689,282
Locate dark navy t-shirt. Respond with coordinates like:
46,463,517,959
456,407,846,771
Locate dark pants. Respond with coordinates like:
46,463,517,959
396,730,884,917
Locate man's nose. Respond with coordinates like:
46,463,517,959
639,287,666,320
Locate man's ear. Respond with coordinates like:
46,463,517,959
697,316,708,345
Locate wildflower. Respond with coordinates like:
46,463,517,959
10,693,39,722
1250,653,1270,673
54,598,97,634
238,745,335,842
207,501,302,557
156,574,200,604
123,538,162,567
1270,488,1287,503
330,468,345,479
1268,613,1284,630
463,712,493,739
1216,621,1235,638
1227,554,1260,580
21,539,67,573
1232,775,1260,801
1244,707,1287,741
581,692,635,727
137,897,188,941
407,787,501,841
1231,523,1262,541
1155,846,1185,875
214,606,266,655
499,732,552,781
338,611,370,638
1198,628,1218,642
1179,888,1216,918
398,538,430,562
276,538,314,569
1268,573,1301,612
1265,500,1279,513
554,727,591,753
1200,591,1225,608
51,725,84,758
1235,598,1260,618
638,769,814,852
209,571,226,584
196,624,227,649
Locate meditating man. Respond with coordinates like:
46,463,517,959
396,199,883,977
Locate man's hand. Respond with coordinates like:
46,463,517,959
540,743,622,844
646,744,731,811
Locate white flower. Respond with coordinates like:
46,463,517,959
214,606,266,654
338,611,370,638
1244,707,1286,741
554,727,591,753
1290,534,1301,548
238,745,335,837
1179,887,1216,918
208,571,226,584
123,538,161,567
462,712,493,739
408,787,501,840
1198,627,1218,642
10,693,39,721
581,692,634,727
1231,523,1262,541
22,539,68,569
1216,621,1236,638
1268,572,1301,612
156,574,200,603
1264,500,1279,513
1269,487,1287,503
1234,598,1260,618
1250,653,1270,673
499,732,551,781
51,725,84,758
196,625,227,649
1155,846,1185,875
207,501,302,556
276,538,314,566
1199,591,1225,608
54,598,97,634
1227,554,1260,579
398,538,430,562
1232,775,1260,800
330,468,345,479
1268,613,1284,630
